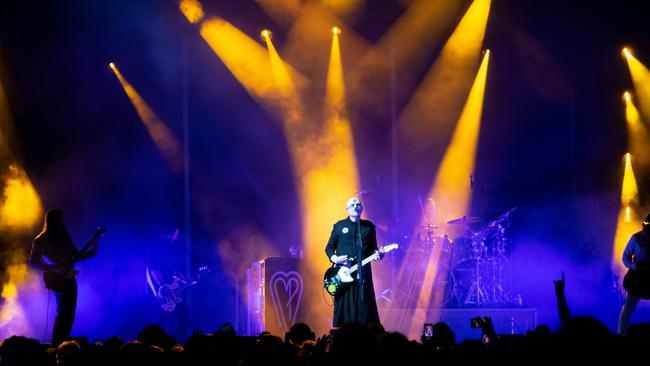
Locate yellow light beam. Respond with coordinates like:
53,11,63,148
349,0,465,108
0,164,43,231
622,153,638,211
199,17,307,121
0,70,43,337
624,49,650,123
200,18,276,101
611,153,640,281
281,2,370,83
430,50,490,222
389,0,491,337
398,0,492,167
1,69,43,231
264,33,304,131
296,29,362,334
110,64,183,172
407,49,490,339
623,91,650,165
325,32,348,121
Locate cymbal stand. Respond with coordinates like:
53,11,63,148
464,241,489,305
443,236,463,307
491,223,511,304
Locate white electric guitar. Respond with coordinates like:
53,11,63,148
323,243,399,296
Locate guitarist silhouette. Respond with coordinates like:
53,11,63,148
29,209,102,345
618,213,650,335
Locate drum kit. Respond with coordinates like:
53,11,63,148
398,207,517,308
446,208,516,306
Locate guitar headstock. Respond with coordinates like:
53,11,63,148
196,265,211,279
380,243,399,253
94,226,106,239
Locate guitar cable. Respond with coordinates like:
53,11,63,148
322,287,334,307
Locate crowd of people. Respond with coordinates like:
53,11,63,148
3,272,650,365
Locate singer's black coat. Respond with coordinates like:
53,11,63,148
325,217,380,326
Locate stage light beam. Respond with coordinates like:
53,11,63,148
388,0,492,340
0,164,43,231
623,49,650,124
199,18,278,103
612,153,640,281
407,49,490,339
623,91,650,166
263,30,306,149
350,0,465,109
109,65,183,172
296,26,361,333
398,0,492,177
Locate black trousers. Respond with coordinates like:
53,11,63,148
52,279,77,346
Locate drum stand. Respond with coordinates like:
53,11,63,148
464,256,489,305
444,265,464,307
490,224,511,304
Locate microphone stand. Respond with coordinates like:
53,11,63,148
356,216,365,323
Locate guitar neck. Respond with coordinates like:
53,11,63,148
74,227,105,262
345,244,397,275
347,254,378,275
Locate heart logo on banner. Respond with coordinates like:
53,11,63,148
269,271,303,333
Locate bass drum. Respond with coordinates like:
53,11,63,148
449,235,487,266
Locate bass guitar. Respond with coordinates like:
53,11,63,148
43,226,106,292
323,243,399,296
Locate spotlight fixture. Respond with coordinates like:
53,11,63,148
622,47,632,59
260,29,272,41
624,91,631,102
331,26,341,36
109,62,116,69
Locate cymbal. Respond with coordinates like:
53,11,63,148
488,207,518,227
447,216,482,225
